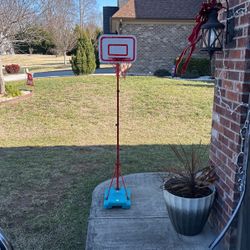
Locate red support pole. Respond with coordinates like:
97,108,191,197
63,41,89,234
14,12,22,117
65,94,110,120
116,63,120,190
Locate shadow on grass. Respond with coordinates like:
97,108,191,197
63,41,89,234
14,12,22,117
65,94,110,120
0,144,208,250
179,83,215,88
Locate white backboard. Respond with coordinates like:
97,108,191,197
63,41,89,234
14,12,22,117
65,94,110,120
99,35,137,63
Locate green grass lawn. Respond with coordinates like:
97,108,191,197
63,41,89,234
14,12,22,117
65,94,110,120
0,76,214,249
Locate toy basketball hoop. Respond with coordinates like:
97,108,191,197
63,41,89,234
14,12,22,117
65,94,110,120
99,35,137,209
99,35,137,64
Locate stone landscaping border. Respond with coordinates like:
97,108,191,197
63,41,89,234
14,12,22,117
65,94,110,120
0,90,33,105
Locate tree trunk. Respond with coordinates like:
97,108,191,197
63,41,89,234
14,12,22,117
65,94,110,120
64,51,67,65
0,56,5,95
79,0,83,29
29,47,33,55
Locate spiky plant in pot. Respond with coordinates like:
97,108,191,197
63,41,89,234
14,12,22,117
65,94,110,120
163,142,216,236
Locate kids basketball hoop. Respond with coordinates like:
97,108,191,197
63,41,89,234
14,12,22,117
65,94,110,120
99,35,137,64
99,35,137,209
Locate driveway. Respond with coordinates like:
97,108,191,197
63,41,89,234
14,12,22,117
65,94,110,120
4,67,115,82
33,67,115,78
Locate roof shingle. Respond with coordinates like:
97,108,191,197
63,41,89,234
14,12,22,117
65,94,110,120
113,0,204,20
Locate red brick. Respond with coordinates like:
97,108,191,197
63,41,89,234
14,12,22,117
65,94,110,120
224,60,234,69
239,14,250,25
215,60,223,69
222,108,240,121
234,60,246,70
210,144,217,154
222,163,234,176
213,121,224,133
230,121,241,133
229,50,242,59
211,1,249,244
217,150,229,164
214,153,224,166
219,133,229,146
224,195,237,210
221,206,231,222
217,166,227,181
215,104,224,114
215,183,224,197
222,80,234,90
235,82,250,92
222,144,234,158
240,71,245,81
228,71,240,81
228,141,236,152
224,127,236,141
226,90,238,102
227,160,238,173
219,178,231,194
216,53,224,60
237,37,248,48
225,176,236,190
234,133,241,144
220,116,231,127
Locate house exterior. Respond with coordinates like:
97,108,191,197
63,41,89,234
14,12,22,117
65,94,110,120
103,0,204,74
209,0,250,249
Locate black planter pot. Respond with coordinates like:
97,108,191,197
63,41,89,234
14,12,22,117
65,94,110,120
163,185,215,236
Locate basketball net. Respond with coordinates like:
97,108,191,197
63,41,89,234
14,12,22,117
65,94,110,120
119,63,132,78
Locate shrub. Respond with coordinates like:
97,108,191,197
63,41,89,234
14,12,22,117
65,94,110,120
5,84,21,97
182,70,200,79
91,29,102,69
154,69,171,77
165,142,215,198
70,31,96,75
176,58,211,78
5,64,20,74
95,47,100,69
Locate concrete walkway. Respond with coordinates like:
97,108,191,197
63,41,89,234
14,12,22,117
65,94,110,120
86,173,223,250
4,73,26,82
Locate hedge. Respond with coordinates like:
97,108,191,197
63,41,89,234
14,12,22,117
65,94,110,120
176,57,211,78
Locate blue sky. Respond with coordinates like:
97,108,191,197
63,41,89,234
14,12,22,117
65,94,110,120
97,0,117,10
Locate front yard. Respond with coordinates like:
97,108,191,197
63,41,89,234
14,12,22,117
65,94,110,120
0,76,214,249
2,54,71,73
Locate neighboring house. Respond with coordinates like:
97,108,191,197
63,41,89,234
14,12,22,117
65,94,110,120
103,0,204,74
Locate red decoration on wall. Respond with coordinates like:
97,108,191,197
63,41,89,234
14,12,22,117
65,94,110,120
175,0,220,76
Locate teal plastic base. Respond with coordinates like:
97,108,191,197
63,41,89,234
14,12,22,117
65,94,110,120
104,187,131,209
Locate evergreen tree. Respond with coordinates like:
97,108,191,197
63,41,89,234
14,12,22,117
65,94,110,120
91,28,102,69
71,31,96,75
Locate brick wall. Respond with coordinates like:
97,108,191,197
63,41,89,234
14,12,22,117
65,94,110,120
121,22,198,74
209,0,250,249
